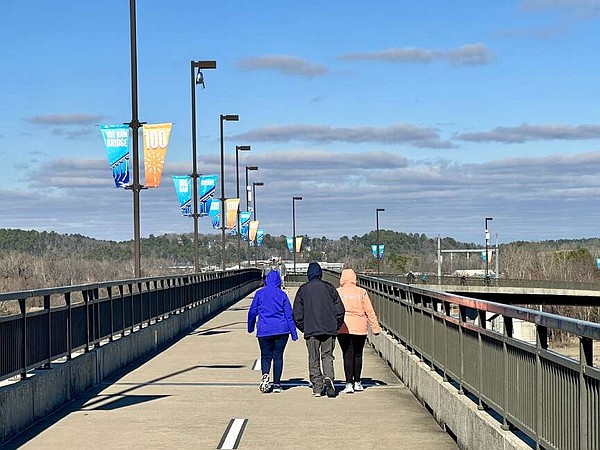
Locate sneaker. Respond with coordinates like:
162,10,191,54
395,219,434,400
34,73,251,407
259,374,270,393
343,382,354,394
324,377,336,397
272,384,283,393
353,381,364,392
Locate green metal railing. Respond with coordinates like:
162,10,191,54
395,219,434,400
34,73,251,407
324,270,600,450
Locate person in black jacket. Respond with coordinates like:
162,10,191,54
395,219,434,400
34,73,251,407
293,262,345,397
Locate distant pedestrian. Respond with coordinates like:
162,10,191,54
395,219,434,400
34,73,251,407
336,268,380,394
248,270,298,393
293,262,345,398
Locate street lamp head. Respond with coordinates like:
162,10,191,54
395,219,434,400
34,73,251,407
192,60,217,69
377,208,385,212
236,145,251,151
253,181,264,187
293,196,303,201
221,114,239,121
246,166,258,171
486,217,493,221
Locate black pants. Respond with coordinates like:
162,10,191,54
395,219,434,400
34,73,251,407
337,334,367,384
258,334,289,384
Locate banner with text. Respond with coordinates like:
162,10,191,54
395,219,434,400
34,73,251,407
209,199,220,229
143,123,172,188
225,198,240,230
249,220,259,244
172,175,192,216
100,124,130,188
287,236,303,253
239,211,252,241
199,174,217,217
256,229,264,246
371,244,384,259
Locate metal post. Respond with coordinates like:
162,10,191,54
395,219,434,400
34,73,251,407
191,60,217,273
485,217,493,283
253,182,264,266
245,166,258,266
128,0,142,278
376,208,385,275
235,146,250,269
219,114,239,271
292,196,302,274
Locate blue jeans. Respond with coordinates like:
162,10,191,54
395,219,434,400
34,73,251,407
258,334,289,384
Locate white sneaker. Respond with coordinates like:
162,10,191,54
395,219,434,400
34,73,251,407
353,381,364,392
259,374,270,393
343,383,354,394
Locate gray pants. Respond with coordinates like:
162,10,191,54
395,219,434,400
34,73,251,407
306,335,336,394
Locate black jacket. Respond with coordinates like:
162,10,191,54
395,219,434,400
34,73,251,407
292,262,345,339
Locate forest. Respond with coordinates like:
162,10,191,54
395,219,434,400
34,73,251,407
1,228,599,324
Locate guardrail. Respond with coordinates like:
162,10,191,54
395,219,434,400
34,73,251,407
322,269,599,450
0,269,262,383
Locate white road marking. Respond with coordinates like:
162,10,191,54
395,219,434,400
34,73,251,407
252,359,261,371
217,418,248,449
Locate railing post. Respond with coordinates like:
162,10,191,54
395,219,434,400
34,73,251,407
109,286,114,342
44,294,51,368
66,292,72,360
535,324,548,448
119,285,125,337
579,337,592,450
458,305,466,395
478,309,486,410
94,287,100,348
83,289,91,352
443,301,450,382
502,316,513,430
19,298,27,380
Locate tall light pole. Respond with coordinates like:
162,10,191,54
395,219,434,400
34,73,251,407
485,217,493,281
252,181,264,266
292,196,302,274
245,166,258,266
190,60,216,273
235,145,251,268
219,114,239,271
376,208,385,275
126,0,145,278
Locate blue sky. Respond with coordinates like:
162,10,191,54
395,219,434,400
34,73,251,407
2,0,600,245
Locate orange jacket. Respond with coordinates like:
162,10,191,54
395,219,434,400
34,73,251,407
336,269,380,335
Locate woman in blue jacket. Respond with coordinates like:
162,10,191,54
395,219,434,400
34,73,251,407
248,270,298,393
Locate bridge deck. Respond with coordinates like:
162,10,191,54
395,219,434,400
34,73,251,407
10,289,456,450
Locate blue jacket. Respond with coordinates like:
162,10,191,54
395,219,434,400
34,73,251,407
248,270,298,340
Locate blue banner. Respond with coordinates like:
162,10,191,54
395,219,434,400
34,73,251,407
172,175,192,217
371,244,384,259
209,199,220,229
256,229,264,246
287,237,294,253
100,124,130,188
481,251,487,262
199,174,217,217
240,211,252,241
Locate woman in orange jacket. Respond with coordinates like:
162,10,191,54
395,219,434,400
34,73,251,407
336,268,381,394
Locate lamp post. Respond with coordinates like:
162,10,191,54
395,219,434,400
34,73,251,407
292,196,303,274
485,217,493,282
235,145,251,269
244,166,258,266
219,114,239,271
126,0,145,278
252,181,264,266
190,60,216,273
376,208,385,275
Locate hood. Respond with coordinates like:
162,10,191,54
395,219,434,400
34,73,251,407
339,269,357,287
264,270,281,288
307,262,322,281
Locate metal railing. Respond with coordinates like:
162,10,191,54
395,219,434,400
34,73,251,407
0,268,261,383
323,270,600,450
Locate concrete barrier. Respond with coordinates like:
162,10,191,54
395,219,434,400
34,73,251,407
0,285,256,445
368,329,530,450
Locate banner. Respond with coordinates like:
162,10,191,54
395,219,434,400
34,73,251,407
371,244,384,259
249,220,259,242
287,236,303,253
172,175,192,216
209,199,220,229
100,124,130,188
199,174,217,217
256,229,264,247
225,198,240,230
143,123,172,188
239,211,252,241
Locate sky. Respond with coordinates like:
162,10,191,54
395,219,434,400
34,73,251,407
2,0,600,246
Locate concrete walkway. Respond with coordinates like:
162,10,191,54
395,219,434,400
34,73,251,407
9,289,457,450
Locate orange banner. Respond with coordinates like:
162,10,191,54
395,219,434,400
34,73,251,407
143,123,172,188
225,198,240,230
249,220,259,241
295,236,303,253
